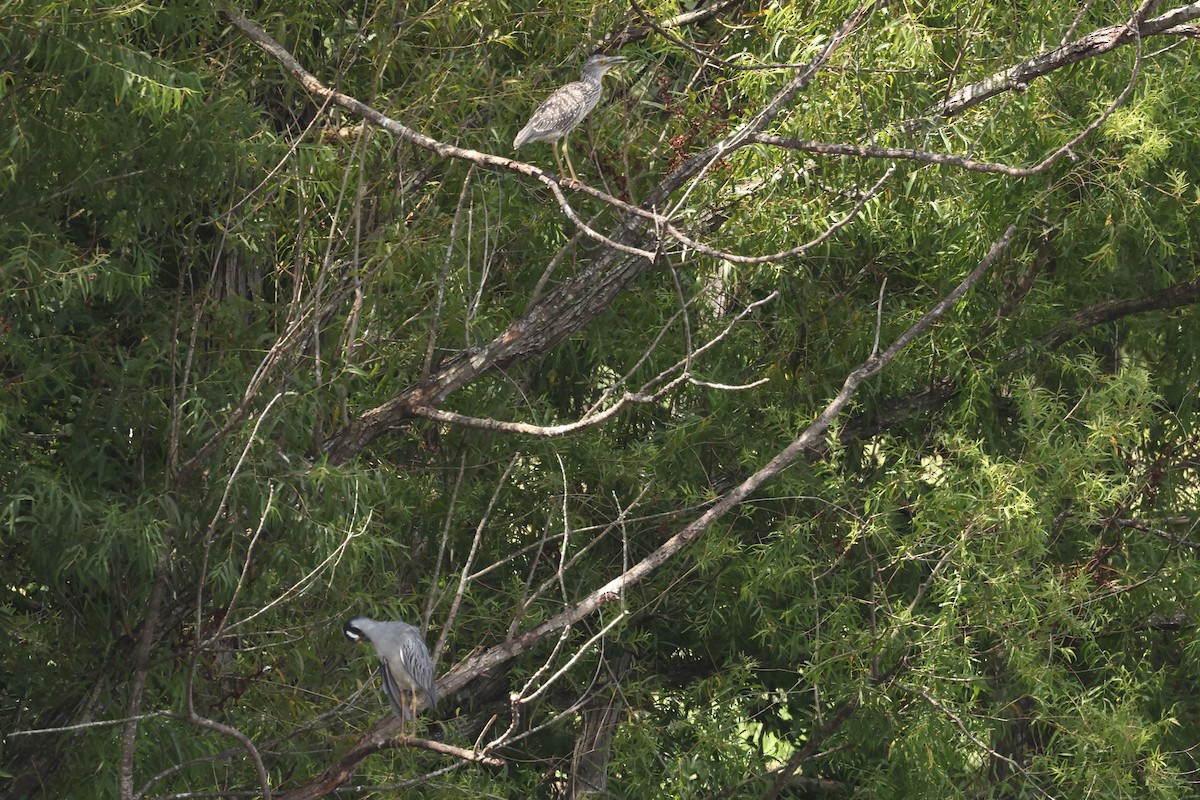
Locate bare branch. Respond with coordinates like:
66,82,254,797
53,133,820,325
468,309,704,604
545,180,658,260
604,0,748,53
687,376,770,391
405,388,675,437
212,483,276,644
515,612,629,706
1116,517,1200,550
425,165,476,378
391,735,505,766
120,541,173,800
870,276,888,359
925,0,1195,119
7,712,172,738
749,134,1082,176
434,455,519,664
425,453,468,634
222,510,365,634
175,713,272,800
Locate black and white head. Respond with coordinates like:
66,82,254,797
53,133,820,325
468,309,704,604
343,615,369,643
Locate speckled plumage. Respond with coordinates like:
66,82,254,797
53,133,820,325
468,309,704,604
514,54,627,179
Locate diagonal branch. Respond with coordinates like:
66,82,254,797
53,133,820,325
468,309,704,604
1028,275,1200,353
277,224,1016,800
925,0,1198,119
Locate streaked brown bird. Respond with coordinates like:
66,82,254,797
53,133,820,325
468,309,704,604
513,54,628,181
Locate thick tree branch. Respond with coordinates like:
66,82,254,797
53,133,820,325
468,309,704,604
119,542,172,800
568,653,633,798
1029,275,1200,353
926,1,1198,119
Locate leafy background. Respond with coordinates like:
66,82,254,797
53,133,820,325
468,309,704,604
1,1,1198,798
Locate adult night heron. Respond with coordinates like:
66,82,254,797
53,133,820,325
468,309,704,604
344,616,437,735
513,53,628,181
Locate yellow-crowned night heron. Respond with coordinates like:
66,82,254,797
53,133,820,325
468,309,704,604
344,616,437,735
513,54,628,181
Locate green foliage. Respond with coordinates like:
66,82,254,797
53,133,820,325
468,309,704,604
1,1,1198,798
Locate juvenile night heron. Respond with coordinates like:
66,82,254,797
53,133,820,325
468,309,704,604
344,616,437,735
513,53,629,181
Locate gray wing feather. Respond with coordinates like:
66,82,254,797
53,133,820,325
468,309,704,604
401,632,438,710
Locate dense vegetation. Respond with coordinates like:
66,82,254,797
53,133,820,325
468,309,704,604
2,1,1198,798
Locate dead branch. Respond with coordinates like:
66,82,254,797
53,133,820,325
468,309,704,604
392,735,504,767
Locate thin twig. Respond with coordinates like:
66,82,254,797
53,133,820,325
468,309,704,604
426,165,475,378
425,453,468,633
7,712,172,738
516,612,629,705
914,688,1054,800
870,276,888,359
667,167,896,265
434,455,519,664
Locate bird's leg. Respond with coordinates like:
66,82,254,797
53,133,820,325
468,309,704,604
561,136,579,183
396,690,407,738
401,691,408,738
551,144,567,181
